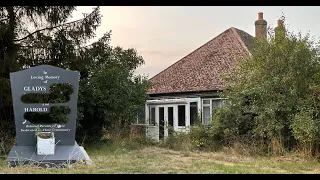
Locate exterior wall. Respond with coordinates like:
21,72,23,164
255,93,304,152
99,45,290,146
142,91,226,141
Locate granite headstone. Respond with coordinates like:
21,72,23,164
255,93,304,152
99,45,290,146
7,65,91,167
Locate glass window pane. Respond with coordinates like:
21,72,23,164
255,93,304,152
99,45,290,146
221,99,227,107
212,99,222,115
212,99,222,108
190,102,197,107
203,106,211,125
149,107,155,126
137,106,145,124
178,105,186,126
168,107,174,127
203,99,210,105
159,107,164,139
190,102,198,125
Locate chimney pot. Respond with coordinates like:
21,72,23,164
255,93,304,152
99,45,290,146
258,12,263,20
277,19,282,27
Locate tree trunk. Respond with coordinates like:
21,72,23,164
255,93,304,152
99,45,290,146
5,6,18,78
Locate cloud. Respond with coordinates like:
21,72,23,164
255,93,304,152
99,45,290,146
138,49,190,57
134,49,191,78
136,66,167,79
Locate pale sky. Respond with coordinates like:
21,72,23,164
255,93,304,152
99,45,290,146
70,6,320,79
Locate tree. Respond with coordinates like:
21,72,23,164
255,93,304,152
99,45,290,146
0,6,149,152
1,6,100,128
212,17,320,152
76,43,150,142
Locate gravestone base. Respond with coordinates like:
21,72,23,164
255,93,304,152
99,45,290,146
7,141,91,167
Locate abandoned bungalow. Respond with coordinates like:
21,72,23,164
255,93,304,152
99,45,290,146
136,12,270,141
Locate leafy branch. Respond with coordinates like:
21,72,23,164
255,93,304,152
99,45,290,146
14,6,99,42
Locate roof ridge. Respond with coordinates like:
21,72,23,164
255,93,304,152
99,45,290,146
230,27,252,56
149,28,234,80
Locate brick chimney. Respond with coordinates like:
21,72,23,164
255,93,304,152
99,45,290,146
255,12,267,40
275,19,285,38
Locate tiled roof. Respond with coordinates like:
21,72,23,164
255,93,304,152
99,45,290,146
147,27,254,95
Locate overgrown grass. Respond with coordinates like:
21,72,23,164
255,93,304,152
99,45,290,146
0,121,15,156
0,135,320,174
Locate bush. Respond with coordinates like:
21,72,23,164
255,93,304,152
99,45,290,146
290,110,317,145
190,124,221,151
0,121,15,155
160,123,222,152
212,17,320,155
162,130,193,151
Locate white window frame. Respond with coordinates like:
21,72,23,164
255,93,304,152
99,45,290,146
201,98,227,125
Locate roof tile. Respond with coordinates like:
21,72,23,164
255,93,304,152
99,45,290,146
147,27,254,95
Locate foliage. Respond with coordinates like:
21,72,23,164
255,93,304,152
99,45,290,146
0,6,149,153
2,143,320,173
76,45,150,143
212,17,320,153
35,125,54,139
189,125,210,150
161,130,193,151
0,120,15,155
161,122,221,152
290,110,319,145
